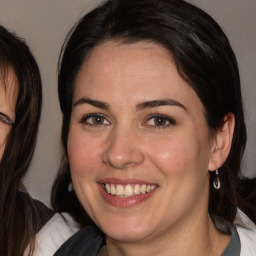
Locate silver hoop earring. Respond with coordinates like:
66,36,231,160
213,169,220,189
68,182,73,192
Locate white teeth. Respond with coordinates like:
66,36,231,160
141,184,146,194
110,184,115,195
134,184,141,195
151,185,157,190
124,184,133,196
104,183,157,197
116,185,124,196
106,184,111,193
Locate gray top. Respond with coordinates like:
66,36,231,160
212,215,241,256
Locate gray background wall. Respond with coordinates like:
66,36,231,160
0,0,255,207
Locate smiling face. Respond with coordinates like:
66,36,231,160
0,68,18,160
68,41,217,244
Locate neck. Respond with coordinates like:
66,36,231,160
105,212,230,256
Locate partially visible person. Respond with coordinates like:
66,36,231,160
0,25,53,256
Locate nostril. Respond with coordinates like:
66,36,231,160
102,148,145,169
101,129,145,169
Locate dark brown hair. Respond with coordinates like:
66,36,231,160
52,0,252,226
0,26,42,256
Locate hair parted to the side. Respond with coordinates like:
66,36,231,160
51,0,249,226
0,26,42,256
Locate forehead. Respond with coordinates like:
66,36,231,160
82,40,173,75
74,41,200,106
76,41,174,92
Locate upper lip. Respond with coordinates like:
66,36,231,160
98,177,157,185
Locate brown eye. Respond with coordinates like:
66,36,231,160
143,114,176,128
154,116,168,126
91,115,105,124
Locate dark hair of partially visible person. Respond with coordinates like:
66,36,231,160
0,26,43,256
51,0,255,226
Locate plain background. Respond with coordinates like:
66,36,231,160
0,0,255,207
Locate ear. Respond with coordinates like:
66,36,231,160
208,113,235,171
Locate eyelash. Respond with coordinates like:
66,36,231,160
80,113,176,129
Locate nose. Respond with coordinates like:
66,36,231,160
102,127,145,169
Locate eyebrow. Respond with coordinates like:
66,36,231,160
74,98,110,110
136,99,187,111
73,97,187,112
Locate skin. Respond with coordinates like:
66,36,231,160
0,68,18,160
68,41,233,256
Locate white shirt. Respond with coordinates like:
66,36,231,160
234,208,256,256
24,213,79,256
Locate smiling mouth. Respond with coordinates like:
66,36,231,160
103,183,157,197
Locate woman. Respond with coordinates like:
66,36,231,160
49,0,255,255
0,25,53,256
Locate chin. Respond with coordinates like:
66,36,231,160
96,215,154,242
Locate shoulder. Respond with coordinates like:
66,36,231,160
32,198,54,228
29,213,79,256
53,225,105,256
18,191,54,232
234,209,256,256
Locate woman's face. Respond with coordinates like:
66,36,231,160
68,41,217,243
0,68,18,160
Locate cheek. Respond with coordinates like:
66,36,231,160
0,125,11,161
67,129,101,176
0,145,5,161
146,130,211,178
148,136,192,165
0,137,6,159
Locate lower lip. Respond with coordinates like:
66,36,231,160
98,184,157,208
